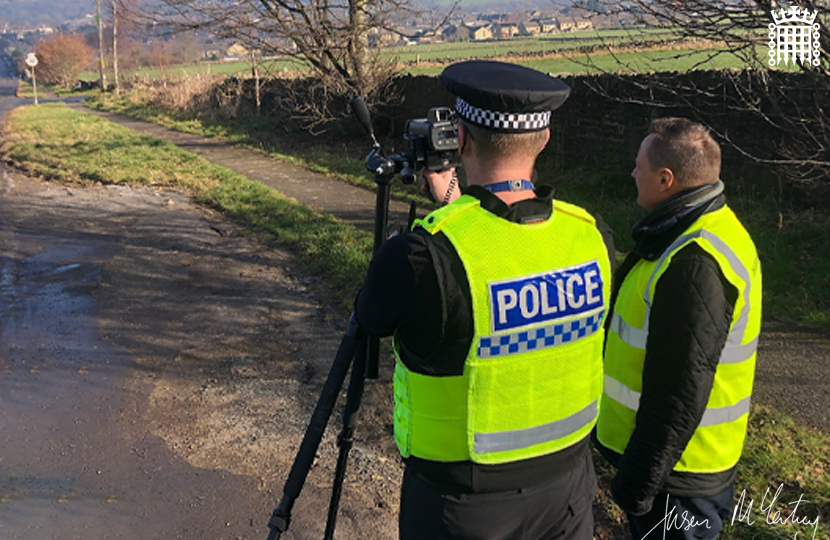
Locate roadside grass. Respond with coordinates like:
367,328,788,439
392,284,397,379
2,101,829,540
16,79,101,99
0,103,371,310
726,405,830,540
84,92,437,210
592,404,830,540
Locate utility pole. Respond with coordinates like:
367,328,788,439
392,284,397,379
112,0,119,96
96,0,108,92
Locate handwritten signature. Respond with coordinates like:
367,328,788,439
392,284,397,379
639,485,822,540
641,494,711,539
732,484,821,540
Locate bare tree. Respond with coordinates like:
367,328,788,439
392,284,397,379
112,0,120,95
35,34,95,88
123,0,455,123
582,0,830,185
96,0,108,91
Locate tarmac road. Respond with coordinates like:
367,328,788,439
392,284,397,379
0,169,276,539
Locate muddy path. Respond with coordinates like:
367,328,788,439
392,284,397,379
0,167,400,540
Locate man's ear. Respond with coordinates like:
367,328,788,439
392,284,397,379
658,168,676,192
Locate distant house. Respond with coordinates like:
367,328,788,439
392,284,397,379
469,24,494,41
496,23,520,38
442,24,470,42
538,18,559,34
577,21,594,31
519,21,541,36
368,28,398,48
225,43,248,58
559,21,576,32
480,13,508,23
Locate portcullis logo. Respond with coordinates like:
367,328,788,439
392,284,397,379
769,7,823,67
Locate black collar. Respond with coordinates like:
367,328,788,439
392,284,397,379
464,184,555,224
632,181,726,261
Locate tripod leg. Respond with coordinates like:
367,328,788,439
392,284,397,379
267,315,362,540
324,332,368,540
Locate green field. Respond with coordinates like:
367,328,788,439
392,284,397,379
81,28,761,81
385,28,674,64
406,47,758,76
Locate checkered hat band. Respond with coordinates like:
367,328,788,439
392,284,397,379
456,97,551,131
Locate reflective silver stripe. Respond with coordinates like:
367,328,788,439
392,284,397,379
643,229,755,364
604,375,750,427
699,396,751,427
609,312,647,350
603,374,641,410
474,401,597,454
720,336,758,364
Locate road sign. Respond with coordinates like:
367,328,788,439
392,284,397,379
25,53,38,68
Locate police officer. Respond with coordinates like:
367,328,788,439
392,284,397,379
594,118,762,540
355,60,613,540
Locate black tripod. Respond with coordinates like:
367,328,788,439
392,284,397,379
266,97,415,540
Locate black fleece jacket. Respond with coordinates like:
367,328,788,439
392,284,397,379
594,186,740,516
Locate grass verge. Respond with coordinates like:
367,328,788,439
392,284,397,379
2,101,829,540
0,103,371,311
15,79,99,99
84,92,436,210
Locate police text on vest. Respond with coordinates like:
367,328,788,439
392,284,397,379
489,261,604,333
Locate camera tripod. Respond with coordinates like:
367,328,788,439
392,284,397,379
266,97,415,540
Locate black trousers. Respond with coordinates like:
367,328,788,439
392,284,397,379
399,452,596,540
627,484,734,540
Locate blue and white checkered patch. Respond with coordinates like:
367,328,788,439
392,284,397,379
456,97,551,132
477,310,605,358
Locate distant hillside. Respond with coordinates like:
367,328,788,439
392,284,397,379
0,0,94,26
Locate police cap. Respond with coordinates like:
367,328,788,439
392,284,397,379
441,60,570,133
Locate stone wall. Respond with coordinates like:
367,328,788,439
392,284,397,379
379,70,829,192
208,69,829,197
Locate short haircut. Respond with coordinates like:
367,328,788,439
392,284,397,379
647,118,721,187
462,120,548,164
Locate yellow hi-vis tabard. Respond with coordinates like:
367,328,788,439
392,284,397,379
393,194,611,465
597,205,762,473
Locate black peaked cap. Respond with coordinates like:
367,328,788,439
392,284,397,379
441,60,570,132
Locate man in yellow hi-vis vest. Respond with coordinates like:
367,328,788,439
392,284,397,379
595,118,762,540
355,60,614,539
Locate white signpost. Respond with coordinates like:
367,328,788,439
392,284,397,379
25,53,38,105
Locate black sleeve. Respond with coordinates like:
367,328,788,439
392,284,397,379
610,244,737,516
354,231,444,353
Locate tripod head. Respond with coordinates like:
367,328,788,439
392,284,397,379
349,96,417,185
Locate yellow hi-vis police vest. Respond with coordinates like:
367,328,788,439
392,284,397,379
597,205,762,474
393,194,611,465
